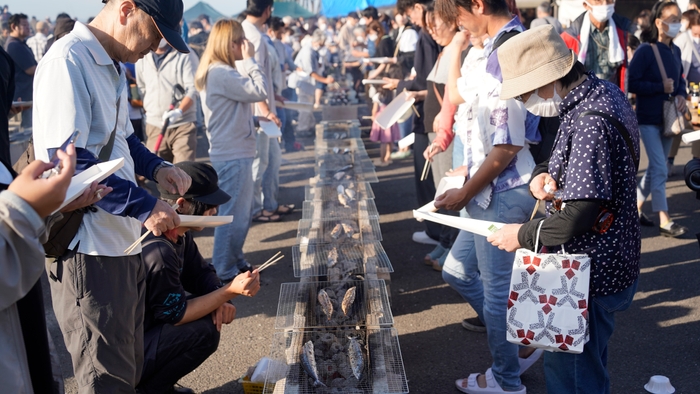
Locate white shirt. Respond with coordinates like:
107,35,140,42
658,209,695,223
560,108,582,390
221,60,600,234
32,22,142,256
242,20,276,115
398,27,418,53
26,32,48,62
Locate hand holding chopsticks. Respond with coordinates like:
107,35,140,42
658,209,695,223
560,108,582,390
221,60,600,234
124,203,179,254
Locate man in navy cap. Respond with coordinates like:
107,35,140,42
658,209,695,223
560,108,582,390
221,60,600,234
138,162,261,394
32,0,193,392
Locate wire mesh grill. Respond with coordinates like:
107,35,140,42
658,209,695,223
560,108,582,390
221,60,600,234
315,152,374,178
302,199,379,221
275,280,393,329
315,138,367,152
316,120,362,141
305,182,375,202
297,217,382,245
263,328,408,394
292,241,393,278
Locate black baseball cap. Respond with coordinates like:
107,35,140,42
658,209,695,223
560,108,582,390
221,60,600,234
134,0,190,53
157,162,230,206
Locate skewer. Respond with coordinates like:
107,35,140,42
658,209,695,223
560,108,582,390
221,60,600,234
257,254,285,273
124,203,179,254
420,145,433,181
530,200,541,221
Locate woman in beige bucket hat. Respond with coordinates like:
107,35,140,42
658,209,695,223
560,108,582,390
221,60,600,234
488,25,641,394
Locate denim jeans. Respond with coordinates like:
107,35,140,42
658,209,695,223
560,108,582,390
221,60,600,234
281,88,297,150
544,280,638,394
212,158,254,279
398,114,414,140
252,132,281,215
137,317,220,394
442,185,535,391
637,124,672,212
453,135,467,218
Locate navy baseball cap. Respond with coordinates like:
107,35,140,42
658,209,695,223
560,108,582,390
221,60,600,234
135,0,190,53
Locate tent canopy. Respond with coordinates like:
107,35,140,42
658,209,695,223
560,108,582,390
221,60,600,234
183,1,227,23
273,1,315,18
321,0,396,18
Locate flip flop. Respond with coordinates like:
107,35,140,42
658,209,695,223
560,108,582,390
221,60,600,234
519,348,543,375
252,211,281,223
274,204,296,215
454,369,526,394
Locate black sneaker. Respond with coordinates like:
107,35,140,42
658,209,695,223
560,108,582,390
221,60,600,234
639,212,655,227
461,317,487,333
660,222,687,238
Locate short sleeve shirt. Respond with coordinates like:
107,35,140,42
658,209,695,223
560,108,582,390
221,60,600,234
4,36,36,101
547,73,641,296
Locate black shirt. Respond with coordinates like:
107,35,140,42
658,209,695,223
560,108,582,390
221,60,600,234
141,231,222,331
4,36,36,101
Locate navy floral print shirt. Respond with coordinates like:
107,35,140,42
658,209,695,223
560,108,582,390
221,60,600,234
547,73,641,296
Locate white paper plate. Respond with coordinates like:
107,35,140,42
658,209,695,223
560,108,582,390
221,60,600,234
375,91,415,129
366,57,391,64
259,120,282,137
56,158,125,213
278,101,314,111
413,210,504,237
682,130,700,144
398,133,415,149
362,79,385,85
179,215,233,228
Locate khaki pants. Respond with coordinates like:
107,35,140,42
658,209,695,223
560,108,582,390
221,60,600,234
145,122,197,163
669,134,700,159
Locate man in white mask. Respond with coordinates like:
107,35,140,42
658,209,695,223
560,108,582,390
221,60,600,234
561,0,635,90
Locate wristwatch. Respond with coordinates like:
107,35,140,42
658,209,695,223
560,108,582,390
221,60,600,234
153,161,173,181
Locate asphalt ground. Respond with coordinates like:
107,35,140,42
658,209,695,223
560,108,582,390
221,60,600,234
47,126,700,394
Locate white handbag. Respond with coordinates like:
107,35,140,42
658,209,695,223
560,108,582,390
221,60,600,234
506,221,591,354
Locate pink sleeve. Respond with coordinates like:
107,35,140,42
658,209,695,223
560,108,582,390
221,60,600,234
433,84,457,151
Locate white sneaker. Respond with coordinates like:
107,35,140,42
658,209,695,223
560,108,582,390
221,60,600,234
412,231,439,245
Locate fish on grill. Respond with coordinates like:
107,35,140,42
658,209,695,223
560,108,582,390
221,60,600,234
338,193,350,208
327,247,339,268
341,286,356,316
347,336,364,380
330,223,343,239
318,289,333,321
301,340,326,387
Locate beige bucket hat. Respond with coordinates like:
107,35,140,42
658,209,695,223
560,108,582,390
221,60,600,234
498,25,576,100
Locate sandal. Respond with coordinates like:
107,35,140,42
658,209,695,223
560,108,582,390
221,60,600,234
274,204,296,215
455,369,526,394
252,211,281,223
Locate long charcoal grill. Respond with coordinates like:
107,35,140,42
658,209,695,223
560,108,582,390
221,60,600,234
297,217,382,245
305,182,375,202
302,199,379,221
315,120,362,141
292,242,393,279
275,280,393,329
263,328,408,394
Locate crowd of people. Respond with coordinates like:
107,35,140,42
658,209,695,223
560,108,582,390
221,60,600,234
0,0,698,393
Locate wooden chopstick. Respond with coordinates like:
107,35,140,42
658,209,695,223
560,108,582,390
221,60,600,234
124,203,179,254
420,146,433,182
257,255,284,273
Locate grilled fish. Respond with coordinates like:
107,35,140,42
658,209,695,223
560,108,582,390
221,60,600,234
330,223,343,239
337,184,345,195
337,164,353,172
341,286,356,316
340,221,355,238
301,340,325,387
333,147,341,154
327,247,339,268
338,193,349,208
347,336,363,380
345,188,356,200
318,289,333,321
333,171,345,181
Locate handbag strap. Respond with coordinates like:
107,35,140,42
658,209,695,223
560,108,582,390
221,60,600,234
650,43,672,99
534,219,545,252
578,110,639,170
98,96,120,162
432,54,443,106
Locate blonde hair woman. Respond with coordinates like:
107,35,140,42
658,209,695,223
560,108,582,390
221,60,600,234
195,19,268,281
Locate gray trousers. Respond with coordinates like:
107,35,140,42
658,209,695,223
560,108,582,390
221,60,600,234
47,250,146,394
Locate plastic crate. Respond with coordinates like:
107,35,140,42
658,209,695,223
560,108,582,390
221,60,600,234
239,376,265,394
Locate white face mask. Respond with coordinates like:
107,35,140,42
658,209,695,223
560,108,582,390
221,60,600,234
587,2,615,23
319,23,327,31
692,35,700,45
368,33,378,41
663,21,682,38
523,85,563,117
